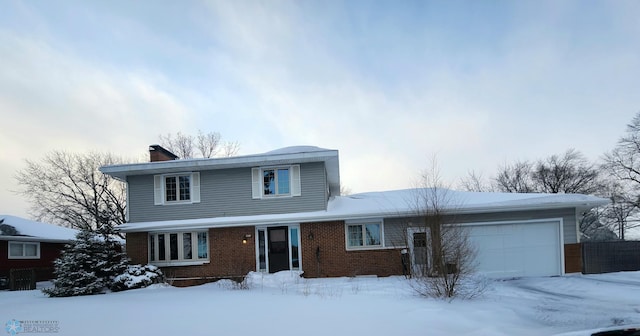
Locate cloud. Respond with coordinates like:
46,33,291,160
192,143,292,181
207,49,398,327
0,31,195,216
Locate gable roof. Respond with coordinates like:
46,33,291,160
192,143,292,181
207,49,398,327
0,215,78,242
100,146,341,197
117,188,609,232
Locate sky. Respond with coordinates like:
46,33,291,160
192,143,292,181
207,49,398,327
1,0,639,219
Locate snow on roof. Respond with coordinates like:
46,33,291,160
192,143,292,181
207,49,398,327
0,215,78,242
263,146,331,155
117,188,609,232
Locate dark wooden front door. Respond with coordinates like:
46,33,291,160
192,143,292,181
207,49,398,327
268,227,290,273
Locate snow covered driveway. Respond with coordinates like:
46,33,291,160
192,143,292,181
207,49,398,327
1,271,639,336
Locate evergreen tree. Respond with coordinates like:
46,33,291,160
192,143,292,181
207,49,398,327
43,228,129,297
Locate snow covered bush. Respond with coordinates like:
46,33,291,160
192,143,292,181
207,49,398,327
42,228,129,297
111,264,165,291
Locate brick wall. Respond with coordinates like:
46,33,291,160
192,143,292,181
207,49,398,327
300,221,403,278
125,227,256,287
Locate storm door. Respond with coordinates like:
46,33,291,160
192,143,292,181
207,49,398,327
408,228,430,276
267,227,289,273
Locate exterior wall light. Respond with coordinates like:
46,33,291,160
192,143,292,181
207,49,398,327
242,234,252,244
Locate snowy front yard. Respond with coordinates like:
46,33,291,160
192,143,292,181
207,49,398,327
2,271,640,336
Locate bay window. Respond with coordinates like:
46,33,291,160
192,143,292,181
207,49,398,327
149,231,209,265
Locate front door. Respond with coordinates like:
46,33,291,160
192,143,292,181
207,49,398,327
268,227,289,273
408,228,429,276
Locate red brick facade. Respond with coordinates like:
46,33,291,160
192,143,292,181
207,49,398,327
125,221,403,286
300,221,404,278
126,226,256,287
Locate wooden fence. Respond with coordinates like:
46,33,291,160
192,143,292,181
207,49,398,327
9,268,36,291
582,241,640,274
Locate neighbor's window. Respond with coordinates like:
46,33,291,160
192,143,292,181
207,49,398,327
149,232,208,264
165,175,191,202
347,223,382,248
263,168,290,196
8,242,40,259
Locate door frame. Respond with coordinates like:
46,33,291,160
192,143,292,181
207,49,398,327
407,227,430,277
255,224,302,273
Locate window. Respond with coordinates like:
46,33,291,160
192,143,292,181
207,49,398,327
149,231,209,265
252,165,300,199
165,175,190,202
8,242,40,259
346,223,382,249
154,172,200,205
263,168,290,196
290,227,300,270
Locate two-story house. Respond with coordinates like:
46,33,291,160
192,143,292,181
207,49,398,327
101,145,607,286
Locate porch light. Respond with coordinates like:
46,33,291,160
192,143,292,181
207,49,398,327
242,234,252,244
307,232,314,240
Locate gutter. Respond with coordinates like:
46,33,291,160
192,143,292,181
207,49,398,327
117,198,609,233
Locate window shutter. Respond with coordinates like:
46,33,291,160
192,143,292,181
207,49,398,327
154,175,163,205
191,172,201,203
291,165,301,196
251,168,261,199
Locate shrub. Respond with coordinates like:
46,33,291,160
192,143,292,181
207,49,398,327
111,264,165,292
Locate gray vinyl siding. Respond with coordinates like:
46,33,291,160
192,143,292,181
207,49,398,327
383,208,578,247
128,162,328,223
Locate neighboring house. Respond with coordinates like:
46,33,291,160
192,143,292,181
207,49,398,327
100,145,608,286
0,215,78,282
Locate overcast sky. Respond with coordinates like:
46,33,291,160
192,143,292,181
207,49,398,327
1,0,639,219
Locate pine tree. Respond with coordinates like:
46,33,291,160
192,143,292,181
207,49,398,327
43,227,129,297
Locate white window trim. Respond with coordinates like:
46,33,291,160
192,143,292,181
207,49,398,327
344,220,385,251
8,241,41,259
154,172,200,205
254,225,302,273
252,165,301,199
148,231,209,267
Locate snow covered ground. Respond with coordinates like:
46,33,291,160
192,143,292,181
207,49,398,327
2,271,640,336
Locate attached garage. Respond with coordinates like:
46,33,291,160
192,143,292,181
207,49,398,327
466,219,563,278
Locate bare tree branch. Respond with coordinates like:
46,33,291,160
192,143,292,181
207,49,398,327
14,151,128,235
159,130,239,158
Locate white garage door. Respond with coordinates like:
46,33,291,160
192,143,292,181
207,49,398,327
467,220,563,278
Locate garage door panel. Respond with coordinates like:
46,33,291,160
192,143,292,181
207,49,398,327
467,221,561,278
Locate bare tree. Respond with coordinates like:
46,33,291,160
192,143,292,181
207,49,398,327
196,130,221,158
14,151,127,234
158,131,194,159
532,149,603,194
220,140,241,157
493,150,604,194
409,161,480,300
597,178,639,240
159,130,239,158
459,170,494,192
494,161,535,193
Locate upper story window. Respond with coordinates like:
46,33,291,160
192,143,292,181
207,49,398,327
154,172,200,205
252,165,301,199
263,168,290,196
8,241,40,259
165,175,191,202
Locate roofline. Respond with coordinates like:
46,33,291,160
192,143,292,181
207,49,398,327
117,198,608,233
100,148,338,178
100,147,341,197
0,236,74,243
